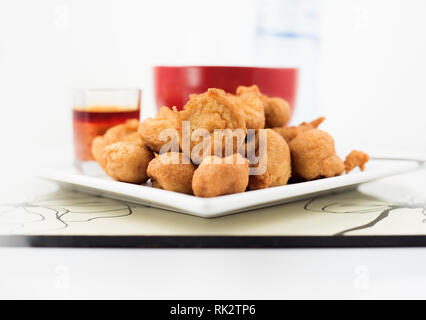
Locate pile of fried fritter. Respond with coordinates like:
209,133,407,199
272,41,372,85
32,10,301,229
91,86,369,197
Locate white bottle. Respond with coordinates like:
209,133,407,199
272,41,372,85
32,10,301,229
255,0,321,124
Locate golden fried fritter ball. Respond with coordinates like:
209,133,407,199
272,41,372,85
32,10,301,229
104,119,140,142
247,129,292,190
92,137,109,169
91,119,141,169
192,153,249,197
138,106,180,153
344,150,370,173
179,89,247,164
273,117,325,143
261,96,291,128
147,152,196,195
103,141,154,184
234,85,265,129
289,129,345,181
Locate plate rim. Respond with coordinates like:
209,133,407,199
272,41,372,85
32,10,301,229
36,159,422,218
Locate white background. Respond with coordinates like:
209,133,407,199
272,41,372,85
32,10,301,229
1,0,426,299
0,0,425,160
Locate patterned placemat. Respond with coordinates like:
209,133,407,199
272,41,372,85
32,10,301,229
1,173,425,247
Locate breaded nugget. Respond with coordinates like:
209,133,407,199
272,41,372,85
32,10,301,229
188,88,226,100
179,89,247,164
91,136,109,169
248,129,292,190
234,85,265,129
138,106,180,153
103,141,154,184
147,152,196,195
104,119,140,142
91,119,141,169
261,95,291,128
192,153,249,197
289,129,345,181
273,117,325,143
344,150,370,173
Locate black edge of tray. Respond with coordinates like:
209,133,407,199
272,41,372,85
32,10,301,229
1,235,426,248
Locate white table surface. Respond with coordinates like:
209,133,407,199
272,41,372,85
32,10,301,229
0,150,425,299
1,247,426,299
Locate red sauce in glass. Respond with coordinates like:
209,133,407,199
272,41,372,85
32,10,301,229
73,106,140,161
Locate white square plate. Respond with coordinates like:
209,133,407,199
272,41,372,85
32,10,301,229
37,159,422,218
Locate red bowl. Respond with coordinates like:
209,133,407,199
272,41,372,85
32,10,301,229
154,66,299,114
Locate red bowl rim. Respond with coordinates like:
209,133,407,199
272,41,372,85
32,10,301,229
153,65,298,72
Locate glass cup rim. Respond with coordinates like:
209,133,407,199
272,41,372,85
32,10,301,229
72,87,142,94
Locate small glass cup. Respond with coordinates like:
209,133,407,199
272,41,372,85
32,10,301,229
72,88,141,174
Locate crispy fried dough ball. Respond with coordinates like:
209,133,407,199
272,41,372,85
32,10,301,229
344,150,370,173
103,141,154,184
179,89,247,164
261,96,291,128
234,85,265,129
272,117,325,143
289,129,345,181
147,152,196,195
103,119,140,142
138,106,180,153
248,129,292,190
91,119,141,169
92,137,109,169
192,153,249,197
